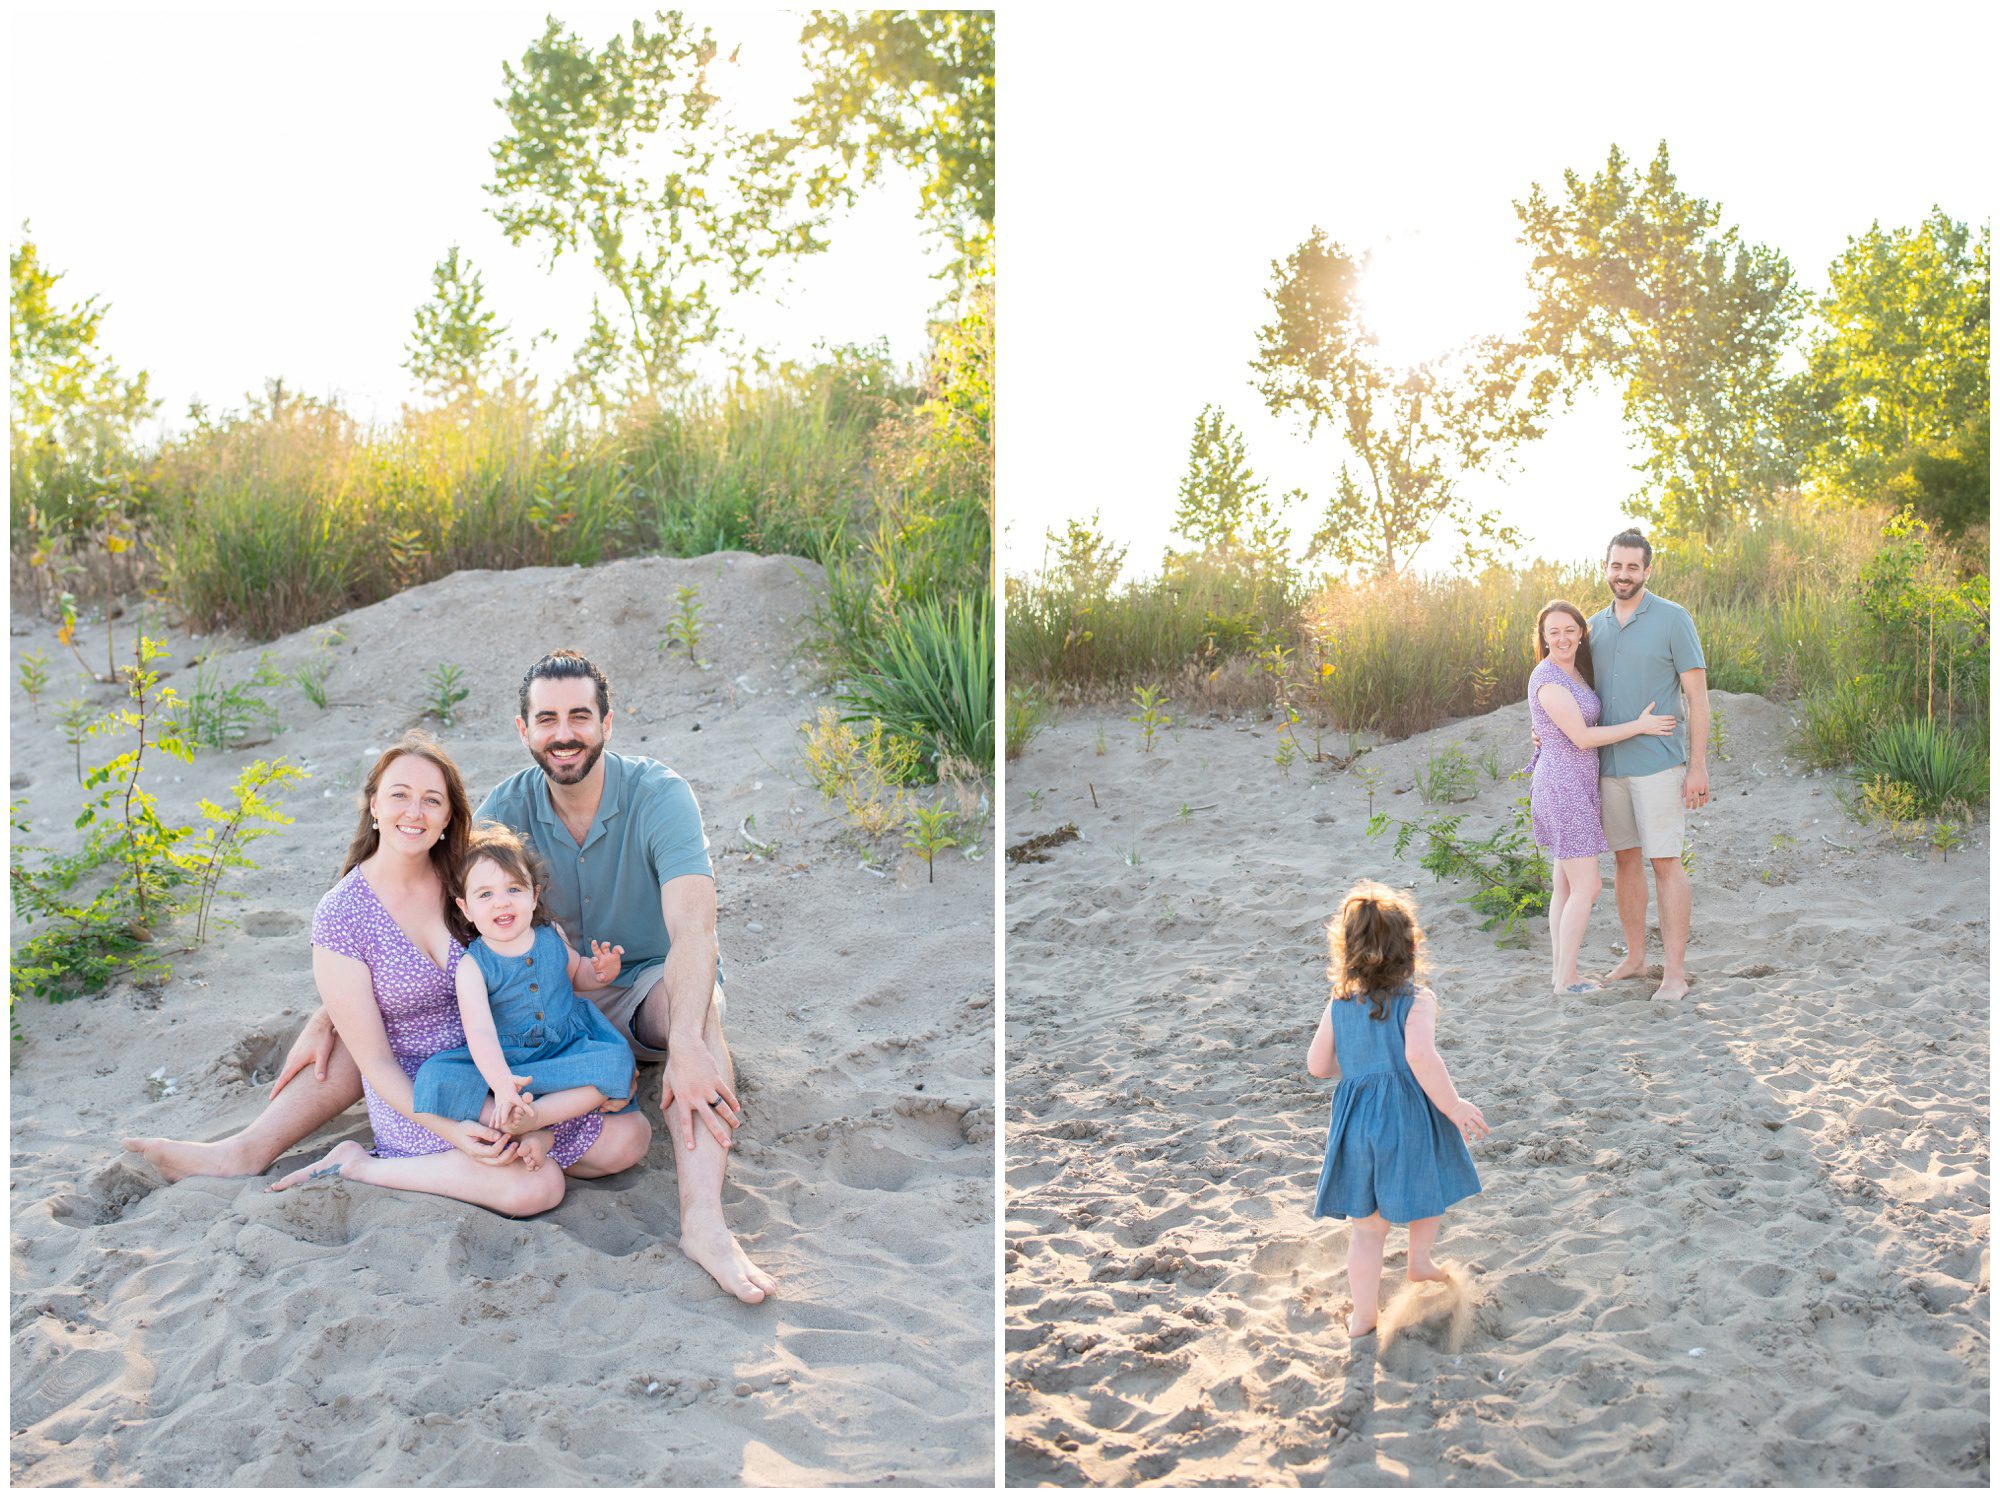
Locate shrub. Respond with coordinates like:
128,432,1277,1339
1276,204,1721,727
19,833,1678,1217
1857,717,1987,813
800,708,921,839
839,592,994,773
1005,685,1055,761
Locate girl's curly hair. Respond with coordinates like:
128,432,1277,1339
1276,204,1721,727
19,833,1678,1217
457,822,552,928
1326,879,1425,1020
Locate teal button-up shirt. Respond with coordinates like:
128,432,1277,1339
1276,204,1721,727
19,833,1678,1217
476,752,720,982
1588,592,1705,779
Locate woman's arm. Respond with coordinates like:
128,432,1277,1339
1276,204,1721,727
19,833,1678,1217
313,947,517,1161
1536,684,1674,750
1403,991,1489,1141
1307,1006,1338,1079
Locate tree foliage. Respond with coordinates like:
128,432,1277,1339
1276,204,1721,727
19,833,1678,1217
10,228,155,463
1795,209,1989,533
1252,231,1547,576
789,10,995,278
405,245,512,402
1169,405,1291,580
1516,142,1802,534
487,11,822,407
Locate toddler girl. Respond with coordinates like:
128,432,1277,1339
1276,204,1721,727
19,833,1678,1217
414,824,638,1170
1308,880,1488,1337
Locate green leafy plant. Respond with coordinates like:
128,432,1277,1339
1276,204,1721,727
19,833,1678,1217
1857,717,1986,815
801,707,920,838
1477,742,1507,782
1368,795,1551,942
661,584,704,665
187,759,310,945
166,656,284,752
1357,764,1386,819
295,657,332,710
55,699,95,785
17,650,49,717
1417,742,1477,805
1928,819,1966,863
903,803,961,883
1024,788,1046,813
1094,725,1107,756
1129,684,1171,753
426,662,470,727
840,592,994,772
1005,684,1055,761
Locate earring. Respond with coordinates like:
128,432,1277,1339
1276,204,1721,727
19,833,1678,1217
371,821,379,830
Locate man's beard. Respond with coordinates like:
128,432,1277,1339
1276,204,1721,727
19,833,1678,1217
1610,578,1641,596
534,737,605,785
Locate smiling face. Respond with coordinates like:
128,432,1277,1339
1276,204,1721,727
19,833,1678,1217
458,855,537,943
519,675,611,786
368,754,451,856
1604,544,1651,602
1541,608,1584,664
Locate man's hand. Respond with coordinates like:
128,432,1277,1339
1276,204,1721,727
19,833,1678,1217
270,1008,338,1099
660,1047,742,1153
1684,765,1710,810
444,1118,522,1166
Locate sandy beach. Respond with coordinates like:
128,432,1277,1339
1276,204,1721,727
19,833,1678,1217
1004,692,1989,1485
10,553,995,1486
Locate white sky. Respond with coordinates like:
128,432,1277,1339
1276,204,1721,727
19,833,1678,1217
1001,2,1996,580
8,2,948,437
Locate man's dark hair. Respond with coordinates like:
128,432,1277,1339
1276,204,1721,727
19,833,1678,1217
1605,528,1653,566
518,649,612,720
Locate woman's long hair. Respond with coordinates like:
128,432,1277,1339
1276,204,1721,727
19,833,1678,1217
1534,599,1596,689
338,731,475,941
1326,880,1426,1020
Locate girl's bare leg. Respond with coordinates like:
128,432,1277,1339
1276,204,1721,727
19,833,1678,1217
1407,1216,1447,1281
267,1139,566,1216
125,1039,365,1180
1347,1212,1390,1336
565,1110,652,1179
504,1085,610,1134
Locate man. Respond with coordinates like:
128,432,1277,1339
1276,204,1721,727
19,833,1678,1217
1591,529,1709,1002
128,649,775,1305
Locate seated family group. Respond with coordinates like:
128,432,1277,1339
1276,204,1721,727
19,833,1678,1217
124,649,777,1305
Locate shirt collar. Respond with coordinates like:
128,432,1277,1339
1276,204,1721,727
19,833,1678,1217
533,751,624,850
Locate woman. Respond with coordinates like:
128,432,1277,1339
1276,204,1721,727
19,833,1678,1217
130,732,648,1213
1528,602,1675,997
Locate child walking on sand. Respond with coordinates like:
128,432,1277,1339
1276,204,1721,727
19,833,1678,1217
414,824,638,1170
1308,881,1488,1337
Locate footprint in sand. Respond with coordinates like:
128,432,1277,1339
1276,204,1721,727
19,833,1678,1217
241,910,305,938
50,1160,158,1228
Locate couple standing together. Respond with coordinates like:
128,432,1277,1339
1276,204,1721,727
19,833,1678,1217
125,648,777,1304
1529,529,1710,1001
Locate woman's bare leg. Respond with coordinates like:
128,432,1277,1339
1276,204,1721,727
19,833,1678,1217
1553,855,1601,990
565,1110,652,1179
125,1038,365,1180
267,1139,566,1216
1548,860,1569,988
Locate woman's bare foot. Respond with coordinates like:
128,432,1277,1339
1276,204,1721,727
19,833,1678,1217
1601,956,1648,983
122,1136,264,1182
680,1215,779,1304
266,1140,368,1192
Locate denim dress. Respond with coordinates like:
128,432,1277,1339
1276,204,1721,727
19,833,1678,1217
1312,983,1481,1223
413,924,637,1122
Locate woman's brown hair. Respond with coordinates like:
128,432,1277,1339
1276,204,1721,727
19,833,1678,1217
1534,599,1596,689
338,731,475,941
456,822,552,929
1326,880,1426,1020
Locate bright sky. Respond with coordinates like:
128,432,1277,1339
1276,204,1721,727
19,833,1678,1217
1002,2,1996,580
8,2,947,437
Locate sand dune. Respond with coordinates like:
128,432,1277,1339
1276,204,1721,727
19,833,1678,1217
1004,692,1988,1486
10,553,994,1486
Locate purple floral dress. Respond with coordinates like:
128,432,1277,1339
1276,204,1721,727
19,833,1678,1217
310,868,605,1167
1527,659,1611,860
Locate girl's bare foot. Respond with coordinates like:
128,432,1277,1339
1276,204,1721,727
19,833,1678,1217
266,1140,368,1192
1409,1261,1451,1283
518,1129,555,1170
1347,1309,1378,1337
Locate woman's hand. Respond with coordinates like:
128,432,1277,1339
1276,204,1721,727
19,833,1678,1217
269,1008,338,1099
1633,700,1677,737
587,940,624,987
1446,1098,1490,1143
441,1117,522,1166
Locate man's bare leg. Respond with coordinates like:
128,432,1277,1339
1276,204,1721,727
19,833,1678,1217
636,984,778,1303
124,1040,364,1181
1602,847,1650,982
1650,854,1692,1001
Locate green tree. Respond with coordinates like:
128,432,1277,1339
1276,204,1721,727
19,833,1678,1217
788,10,995,279
10,228,155,461
1252,231,1546,576
488,12,823,408
405,245,511,401
1516,142,1802,533
1795,209,1989,533
1170,405,1291,579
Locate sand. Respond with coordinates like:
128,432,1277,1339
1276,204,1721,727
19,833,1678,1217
1003,692,1989,1486
9,553,995,1487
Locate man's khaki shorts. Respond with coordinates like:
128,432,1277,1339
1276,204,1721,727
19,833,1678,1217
1599,765,1687,859
584,964,727,1064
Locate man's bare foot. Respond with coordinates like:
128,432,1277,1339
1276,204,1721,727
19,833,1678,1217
518,1129,554,1170
1653,975,1691,1002
266,1140,368,1192
1347,1309,1378,1337
680,1218,778,1304
122,1136,263,1183
1601,957,1648,983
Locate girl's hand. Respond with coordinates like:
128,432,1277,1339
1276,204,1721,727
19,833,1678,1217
587,940,624,986
1448,1099,1490,1143
1635,700,1677,737
494,1076,539,1133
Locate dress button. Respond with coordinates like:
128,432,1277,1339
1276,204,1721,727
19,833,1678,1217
525,956,533,966
535,1012,543,1020
529,983,538,992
